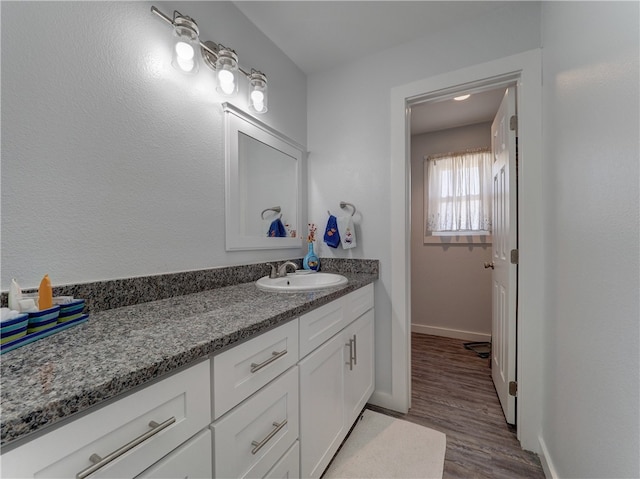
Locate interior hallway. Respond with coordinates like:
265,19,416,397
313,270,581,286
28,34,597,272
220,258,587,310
369,333,544,478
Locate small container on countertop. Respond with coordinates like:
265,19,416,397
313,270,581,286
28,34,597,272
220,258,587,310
58,299,86,323
27,306,60,334
1,313,29,344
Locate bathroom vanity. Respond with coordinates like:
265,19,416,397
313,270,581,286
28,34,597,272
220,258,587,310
0,271,376,479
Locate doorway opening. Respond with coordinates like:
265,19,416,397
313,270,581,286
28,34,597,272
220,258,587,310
389,48,543,452
407,80,518,426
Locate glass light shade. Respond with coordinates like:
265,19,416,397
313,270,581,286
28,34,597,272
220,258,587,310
171,16,199,74
248,71,268,114
215,48,239,97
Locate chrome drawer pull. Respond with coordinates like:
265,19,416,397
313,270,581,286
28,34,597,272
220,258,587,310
76,417,176,479
251,419,287,455
352,334,357,366
345,339,354,370
250,349,287,373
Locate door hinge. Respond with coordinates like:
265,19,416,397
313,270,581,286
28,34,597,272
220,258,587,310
509,381,518,397
510,115,518,131
510,249,519,264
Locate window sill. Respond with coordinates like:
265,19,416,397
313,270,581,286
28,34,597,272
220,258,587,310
424,233,492,245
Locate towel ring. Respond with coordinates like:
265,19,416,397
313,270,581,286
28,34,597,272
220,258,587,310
261,206,281,219
340,201,356,217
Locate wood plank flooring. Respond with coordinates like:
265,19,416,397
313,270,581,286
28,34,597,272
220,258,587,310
368,333,545,479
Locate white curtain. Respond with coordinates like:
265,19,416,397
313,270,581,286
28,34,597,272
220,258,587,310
425,149,492,233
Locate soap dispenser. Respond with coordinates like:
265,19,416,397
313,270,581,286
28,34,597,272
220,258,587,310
8,279,22,311
38,275,53,310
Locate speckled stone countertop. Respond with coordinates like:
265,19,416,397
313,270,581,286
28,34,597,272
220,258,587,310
0,270,377,448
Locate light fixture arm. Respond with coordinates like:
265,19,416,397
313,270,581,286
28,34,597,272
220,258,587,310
151,5,261,81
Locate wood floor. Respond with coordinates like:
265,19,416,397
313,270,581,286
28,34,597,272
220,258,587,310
368,333,545,479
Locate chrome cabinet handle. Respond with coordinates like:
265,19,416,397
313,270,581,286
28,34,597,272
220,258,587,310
76,417,176,479
250,349,287,373
352,334,357,366
251,419,287,455
345,339,354,370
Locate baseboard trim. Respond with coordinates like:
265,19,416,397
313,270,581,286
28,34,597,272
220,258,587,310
411,324,491,342
538,435,558,479
368,390,407,414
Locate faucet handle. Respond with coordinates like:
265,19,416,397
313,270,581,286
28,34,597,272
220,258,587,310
266,263,278,279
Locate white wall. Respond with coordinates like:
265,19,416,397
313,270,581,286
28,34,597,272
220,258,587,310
540,2,640,477
307,2,541,403
0,1,307,290
411,123,492,341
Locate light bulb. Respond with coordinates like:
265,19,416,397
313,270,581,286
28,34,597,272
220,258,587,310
175,42,194,60
174,42,195,72
218,70,236,95
250,90,264,103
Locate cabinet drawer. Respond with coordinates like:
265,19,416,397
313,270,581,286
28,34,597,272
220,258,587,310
263,441,299,479
1,360,211,479
346,283,374,320
212,319,298,419
136,429,212,478
299,297,346,358
299,285,374,359
212,367,299,479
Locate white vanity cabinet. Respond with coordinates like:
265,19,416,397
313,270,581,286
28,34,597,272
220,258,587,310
1,360,211,479
210,318,299,479
136,429,212,479
299,284,375,479
1,281,375,479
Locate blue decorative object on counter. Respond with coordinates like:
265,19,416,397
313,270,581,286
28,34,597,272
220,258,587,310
303,242,320,271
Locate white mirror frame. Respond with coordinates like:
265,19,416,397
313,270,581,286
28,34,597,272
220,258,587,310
223,103,306,250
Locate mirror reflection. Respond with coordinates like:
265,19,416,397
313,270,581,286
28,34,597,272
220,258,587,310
238,132,298,238
223,103,305,251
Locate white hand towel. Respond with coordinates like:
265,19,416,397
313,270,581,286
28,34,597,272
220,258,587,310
337,215,357,249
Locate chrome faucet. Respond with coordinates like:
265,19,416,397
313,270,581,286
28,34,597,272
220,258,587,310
277,261,298,278
266,261,298,278
266,263,278,279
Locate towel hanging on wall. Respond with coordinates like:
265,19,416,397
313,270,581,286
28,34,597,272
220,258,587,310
268,217,287,237
337,215,356,249
324,214,341,248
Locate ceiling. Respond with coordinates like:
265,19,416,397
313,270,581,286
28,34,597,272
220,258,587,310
410,87,506,135
234,1,512,76
234,1,511,134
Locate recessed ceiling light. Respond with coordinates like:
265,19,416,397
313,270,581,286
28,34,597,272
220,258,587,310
454,94,471,101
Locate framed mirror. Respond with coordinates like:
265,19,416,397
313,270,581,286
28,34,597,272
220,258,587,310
223,103,305,250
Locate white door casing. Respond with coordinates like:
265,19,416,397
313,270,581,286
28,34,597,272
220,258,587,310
491,86,518,424
390,49,543,451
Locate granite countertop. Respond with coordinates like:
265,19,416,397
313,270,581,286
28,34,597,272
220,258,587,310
0,272,377,448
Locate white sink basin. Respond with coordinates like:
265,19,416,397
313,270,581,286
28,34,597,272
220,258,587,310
256,272,348,292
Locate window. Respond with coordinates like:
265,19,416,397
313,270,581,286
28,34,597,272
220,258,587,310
424,148,492,238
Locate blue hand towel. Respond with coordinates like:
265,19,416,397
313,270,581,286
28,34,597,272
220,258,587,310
323,215,341,248
268,218,287,237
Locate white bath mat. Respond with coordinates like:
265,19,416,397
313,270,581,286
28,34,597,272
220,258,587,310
323,409,447,479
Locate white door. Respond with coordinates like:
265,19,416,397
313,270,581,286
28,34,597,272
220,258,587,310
490,86,517,425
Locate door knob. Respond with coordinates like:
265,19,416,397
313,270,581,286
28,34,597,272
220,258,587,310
484,262,495,269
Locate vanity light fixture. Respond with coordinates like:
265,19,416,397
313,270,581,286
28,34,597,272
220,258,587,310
248,70,268,113
214,46,240,96
171,13,199,74
151,5,268,113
